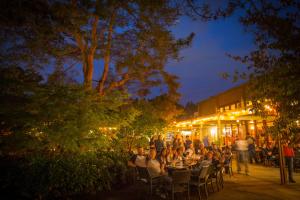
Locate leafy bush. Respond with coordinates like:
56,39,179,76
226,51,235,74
0,151,129,199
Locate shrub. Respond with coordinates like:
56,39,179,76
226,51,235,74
0,151,129,199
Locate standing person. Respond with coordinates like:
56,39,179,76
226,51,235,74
203,136,210,148
246,133,258,164
155,135,165,155
150,135,157,149
236,135,249,175
157,148,167,173
283,140,296,183
184,135,192,150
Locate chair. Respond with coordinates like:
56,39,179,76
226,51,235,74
207,165,219,192
207,166,223,192
126,166,138,185
190,165,210,200
136,166,163,196
223,156,233,177
166,169,191,200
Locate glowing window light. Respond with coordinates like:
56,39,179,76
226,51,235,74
181,130,192,136
210,127,217,137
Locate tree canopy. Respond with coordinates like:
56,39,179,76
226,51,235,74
0,0,194,100
189,0,300,139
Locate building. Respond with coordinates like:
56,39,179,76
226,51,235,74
172,83,276,146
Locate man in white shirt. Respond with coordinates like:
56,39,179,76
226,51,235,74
128,147,146,167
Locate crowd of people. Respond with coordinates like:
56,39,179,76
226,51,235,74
128,133,300,184
128,134,232,178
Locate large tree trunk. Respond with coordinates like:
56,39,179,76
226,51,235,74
76,16,98,90
97,13,115,95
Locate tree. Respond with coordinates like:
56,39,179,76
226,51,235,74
0,0,193,99
116,94,183,151
189,0,300,137
234,0,299,140
0,65,140,153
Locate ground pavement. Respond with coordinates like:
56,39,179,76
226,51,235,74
82,163,300,200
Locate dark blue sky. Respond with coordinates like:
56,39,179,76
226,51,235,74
168,15,255,104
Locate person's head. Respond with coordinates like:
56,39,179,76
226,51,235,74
213,152,220,160
137,147,144,156
186,135,190,140
207,151,213,160
177,147,183,155
200,143,205,149
212,143,217,149
189,143,194,149
149,149,157,159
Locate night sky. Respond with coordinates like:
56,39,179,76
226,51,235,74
169,15,255,105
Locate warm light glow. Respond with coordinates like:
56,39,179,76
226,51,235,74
210,127,217,137
181,130,192,136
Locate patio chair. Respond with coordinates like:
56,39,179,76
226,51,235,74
224,156,233,177
189,165,210,200
207,166,223,192
136,166,163,196
166,169,191,200
207,165,218,192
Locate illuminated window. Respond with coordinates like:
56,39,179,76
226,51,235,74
231,104,236,110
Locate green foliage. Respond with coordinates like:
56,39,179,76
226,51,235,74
0,151,129,199
235,0,300,139
115,95,182,151
0,65,136,153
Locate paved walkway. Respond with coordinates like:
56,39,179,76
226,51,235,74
82,163,300,200
208,163,300,200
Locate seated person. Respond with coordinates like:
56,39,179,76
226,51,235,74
223,146,232,158
201,151,213,166
191,151,213,176
212,143,222,154
196,143,208,156
185,144,194,158
128,146,146,167
147,149,165,177
264,143,274,163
